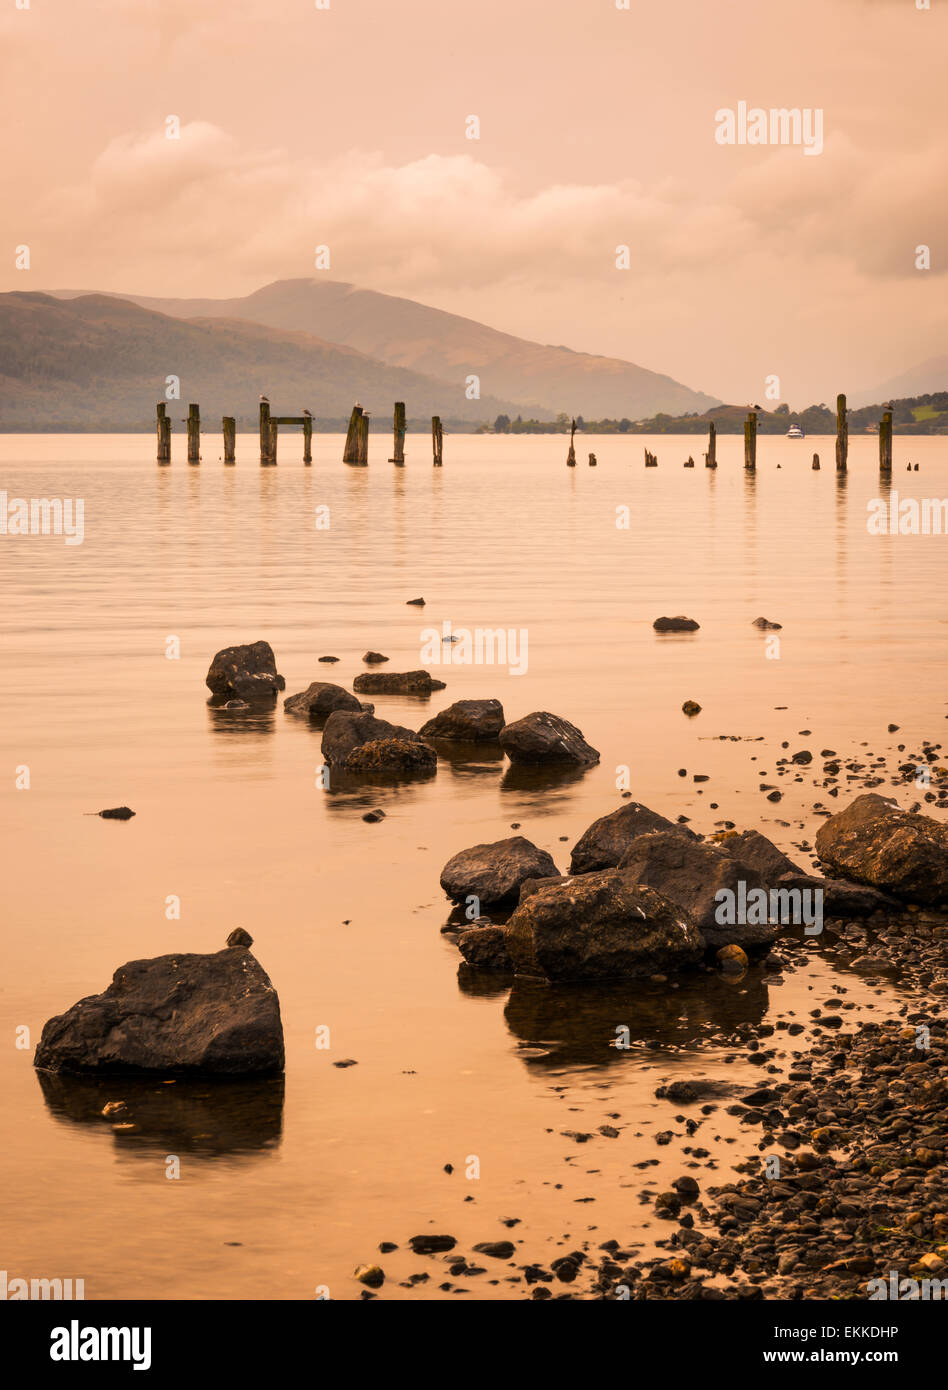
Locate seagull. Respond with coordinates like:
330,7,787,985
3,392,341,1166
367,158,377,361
259,394,269,404
302,408,312,418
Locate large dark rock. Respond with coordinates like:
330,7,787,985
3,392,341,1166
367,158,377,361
420,699,505,742
714,829,803,882
205,641,285,700
441,836,561,906
283,682,363,717
352,670,446,696
618,831,777,948
321,710,422,767
777,873,898,918
499,711,599,766
33,941,284,1076
344,738,436,774
457,925,513,971
815,794,948,905
570,801,695,875
503,870,704,982
653,616,699,632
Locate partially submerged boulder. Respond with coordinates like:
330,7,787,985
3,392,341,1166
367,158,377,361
420,699,505,743
283,682,363,717
777,873,897,918
503,870,704,982
441,836,560,906
344,738,436,774
815,794,948,905
457,925,513,971
569,801,695,875
653,616,699,632
714,829,803,882
321,710,422,767
352,670,446,696
33,938,284,1076
499,711,599,766
206,641,285,700
619,831,777,948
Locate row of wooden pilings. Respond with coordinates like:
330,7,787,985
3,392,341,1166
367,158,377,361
735,395,892,474
156,401,444,466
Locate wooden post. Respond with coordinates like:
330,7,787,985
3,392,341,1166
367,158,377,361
812,452,821,470
566,418,576,466
432,416,443,467
223,416,236,464
743,411,757,471
356,411,369,465
644,448,658,467
303,417,312,465
879,408,893,474
389,402,406,464
187,403,200,464
835,393,848,473
269,420,278,466
704,421,717,468
156,403,171,464
259,400,272,464
343,405,363,464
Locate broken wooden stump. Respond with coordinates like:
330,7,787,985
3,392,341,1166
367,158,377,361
223,416,236,465
390,402,406,465
743,410,757,471
835,393,848,472
432,415,443,467
156,403,171,464
187,403,200,464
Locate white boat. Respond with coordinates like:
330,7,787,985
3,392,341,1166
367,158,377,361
786,423,805,439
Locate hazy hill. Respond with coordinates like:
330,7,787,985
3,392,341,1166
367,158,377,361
102,278,719,420
0,291,532,431
852,357,948,408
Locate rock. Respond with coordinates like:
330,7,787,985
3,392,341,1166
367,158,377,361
97,807,135,820
472,1241,515,1260
363,652,389,663
321,711,422,767
717,944,748,972
352,670,446,695
362,808,386,823
406,597,426,606
714,829,803,882
682,700,702,716
653,616,700,632
223,700,248,710
354,1264,385,1288
409,1234,456,1253
569,801,695,875
344,738,437,774
457,925,513,971
205,641,285,700
226,928,253,948
815,793,948,905
419,699,505,742
518,875,570,903
777,873,898,917
441,836,560,906
283,682,363,717
618,831,777,948
499,711,599,766
752,617,782,630
318,656,339,664
502,869,704,982
33,943,284,1076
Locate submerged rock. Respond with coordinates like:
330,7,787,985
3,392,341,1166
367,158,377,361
420,699,505,742
97,806,135,820
33,938,284,1076
344,738,436,774
205,641,285,700
815,793,948,905
321,710,422,767
653,616,700,632
441,836,560,906
752,617,782,630
283,682,363,717
457,925,513,971
499,711,599,766
362,651,389,664
352,670,446,695
569,801,695,875
503,870,703,982
618,831,777,948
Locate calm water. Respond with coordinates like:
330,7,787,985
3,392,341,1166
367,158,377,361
1,431,945,1300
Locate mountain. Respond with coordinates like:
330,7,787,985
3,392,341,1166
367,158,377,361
852,357,948,408
95,278,719,420
0,292,532,431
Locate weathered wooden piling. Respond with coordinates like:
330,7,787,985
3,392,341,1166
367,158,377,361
303,416,312,465
704,421,717,468
223,416,236,464
566,418,576,467
343,405,364,464
259,399,273,465
812,453,821,470
356,411,370,465
644,448,658,467
588,452,597,467
389,402,406,465
156,403,171,464
432,416,443,467
269,420,279,466
684,456,695,468
835,393,848,472
187,403,201,464
743,411,757,471
879,408,893,474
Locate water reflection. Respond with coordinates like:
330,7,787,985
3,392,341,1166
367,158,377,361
37,1072,284,1162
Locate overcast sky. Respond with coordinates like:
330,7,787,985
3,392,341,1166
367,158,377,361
2,0,945,404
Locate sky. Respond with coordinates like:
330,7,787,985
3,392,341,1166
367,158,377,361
1,0,945,405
